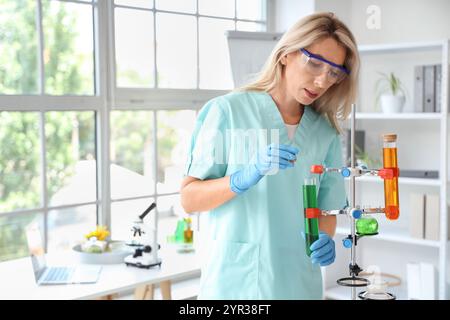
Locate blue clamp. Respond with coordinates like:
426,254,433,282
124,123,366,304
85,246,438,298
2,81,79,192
342,237,352,248
351,209,362,219
341,167,351,178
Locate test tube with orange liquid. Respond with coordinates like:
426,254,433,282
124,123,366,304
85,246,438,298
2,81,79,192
383,134,399,220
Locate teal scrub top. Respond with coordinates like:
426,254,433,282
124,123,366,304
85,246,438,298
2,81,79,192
184,91,347,300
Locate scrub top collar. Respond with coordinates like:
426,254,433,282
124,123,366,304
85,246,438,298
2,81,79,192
260,91,317,145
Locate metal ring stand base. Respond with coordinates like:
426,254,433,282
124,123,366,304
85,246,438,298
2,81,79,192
337,277,370,287
358,291,396,300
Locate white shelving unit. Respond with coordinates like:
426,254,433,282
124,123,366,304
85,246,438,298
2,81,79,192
335,227,441,248
346,175,441,187
350,112,442,120
323,39,449,300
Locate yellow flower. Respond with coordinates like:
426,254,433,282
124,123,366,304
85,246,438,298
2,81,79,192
85,225,110,241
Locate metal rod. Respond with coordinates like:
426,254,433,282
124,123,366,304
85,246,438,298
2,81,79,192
361,207,385,214
321,209,347,216
350,103,356,300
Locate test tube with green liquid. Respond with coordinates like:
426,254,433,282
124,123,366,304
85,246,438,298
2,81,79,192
303,178,320,257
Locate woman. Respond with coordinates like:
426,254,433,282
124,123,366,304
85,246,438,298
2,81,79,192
181,12,360,299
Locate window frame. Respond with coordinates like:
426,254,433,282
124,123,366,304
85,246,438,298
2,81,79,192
110,0,268,106
0,0,271,257
0,0,109,253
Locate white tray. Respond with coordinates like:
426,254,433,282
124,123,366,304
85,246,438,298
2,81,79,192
72,241,134,264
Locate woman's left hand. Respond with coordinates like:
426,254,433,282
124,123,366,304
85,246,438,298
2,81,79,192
310,231,336,267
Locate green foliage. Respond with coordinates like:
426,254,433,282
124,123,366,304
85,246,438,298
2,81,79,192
0,0,38,94
43,0,93,95
0,112,41,212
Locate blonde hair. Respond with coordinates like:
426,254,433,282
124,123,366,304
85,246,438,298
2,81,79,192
240,12,360,133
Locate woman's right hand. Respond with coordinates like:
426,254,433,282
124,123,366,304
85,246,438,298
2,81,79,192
229,144,299,194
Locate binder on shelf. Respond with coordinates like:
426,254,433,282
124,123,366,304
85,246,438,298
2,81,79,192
419,262,436,300
400,169,438,179
423,65,435,113
407,262,437,300
414,65,424,112
406,263,421,300
409,193,425,239
435,64,442,113
425,194,440,241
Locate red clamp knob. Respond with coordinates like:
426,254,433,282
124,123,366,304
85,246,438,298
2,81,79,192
311,165,324,174
379,168,394,179
306,208,321,218
379,168,399,179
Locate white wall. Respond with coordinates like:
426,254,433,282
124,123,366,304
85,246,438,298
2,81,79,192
275,0,450,44
315,0,351,26
316,0,450,45
272,0,315,32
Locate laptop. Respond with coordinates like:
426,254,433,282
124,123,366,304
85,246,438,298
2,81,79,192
26,223,102,285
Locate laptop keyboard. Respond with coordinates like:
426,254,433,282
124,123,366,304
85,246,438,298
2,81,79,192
43,267,74,282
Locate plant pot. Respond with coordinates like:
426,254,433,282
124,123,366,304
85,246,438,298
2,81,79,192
380,94,405,113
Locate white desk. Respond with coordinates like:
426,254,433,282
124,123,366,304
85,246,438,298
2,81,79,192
0,246,201,300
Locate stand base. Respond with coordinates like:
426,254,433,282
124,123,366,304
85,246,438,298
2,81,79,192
125,258,162,269
337,276,370,287
358,291,396,300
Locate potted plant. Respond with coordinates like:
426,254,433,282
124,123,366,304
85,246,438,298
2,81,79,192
375,72,406,113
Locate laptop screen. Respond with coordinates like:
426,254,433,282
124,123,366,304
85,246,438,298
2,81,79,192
25,224,47,282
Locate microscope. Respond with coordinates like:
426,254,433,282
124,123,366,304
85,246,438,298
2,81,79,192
124,202,162,269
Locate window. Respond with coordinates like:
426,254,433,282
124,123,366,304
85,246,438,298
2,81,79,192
114,8,155,88
47,204,97,252
198,17,235,89
42,0,95,95
110,111,155,199
0,1,39,94
0,213,42,262
157,110,197,194
46,111,97,207
156,13,197,89
113,0,267,90
110,0,267,248
0,0,268,262
0,0,99,261
109,109,197,244
0,112,41,212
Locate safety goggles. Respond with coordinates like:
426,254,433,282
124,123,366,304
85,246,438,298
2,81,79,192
299,48,350,84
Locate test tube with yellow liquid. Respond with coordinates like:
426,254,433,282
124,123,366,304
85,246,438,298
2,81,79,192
383,134,399,220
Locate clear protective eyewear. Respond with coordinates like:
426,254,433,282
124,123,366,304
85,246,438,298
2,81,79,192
300,48,350,84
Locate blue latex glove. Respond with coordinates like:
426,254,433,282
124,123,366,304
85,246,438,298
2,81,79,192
310,231,336,267
230,143,299,194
